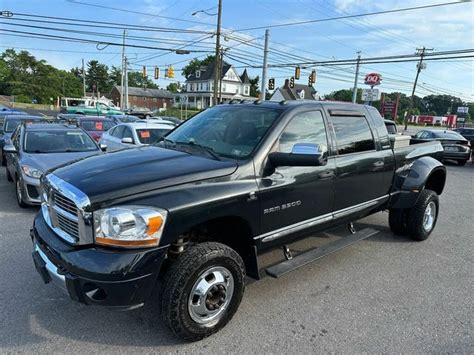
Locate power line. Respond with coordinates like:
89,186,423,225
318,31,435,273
236,1,469,31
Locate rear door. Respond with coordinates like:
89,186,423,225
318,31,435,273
107,125,125,151
328,110,387,211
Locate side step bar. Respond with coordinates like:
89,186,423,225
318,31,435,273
265,227,379,278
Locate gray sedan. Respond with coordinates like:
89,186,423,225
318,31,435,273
4,123,104,207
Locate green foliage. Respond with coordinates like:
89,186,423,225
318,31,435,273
166,82,182,93
249,76,260,98
0,49,82,104
324,88,362,103
181,55,216,79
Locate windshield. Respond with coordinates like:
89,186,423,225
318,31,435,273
165,106,282,159
5,118,41,133
24,130,98,153
137,128,171,144
433,131,464,139
81,120,115,131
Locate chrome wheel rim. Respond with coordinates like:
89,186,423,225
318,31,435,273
422,201,436,232
16,179,23,203
188,266,234,326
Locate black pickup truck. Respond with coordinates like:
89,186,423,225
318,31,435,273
31,101,446,341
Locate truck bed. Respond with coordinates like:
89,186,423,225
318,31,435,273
392,139,444,168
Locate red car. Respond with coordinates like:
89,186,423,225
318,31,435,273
78,116,116,142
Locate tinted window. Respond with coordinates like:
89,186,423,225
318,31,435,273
331,115,375,155
5,118,41,132
123,127,134,140
278,111,328,154
433,131,464,139
137,128,171,144
24,130,98,153
385,122,397,134
166,106,282,159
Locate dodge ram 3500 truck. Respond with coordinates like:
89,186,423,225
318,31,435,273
31,101,446,341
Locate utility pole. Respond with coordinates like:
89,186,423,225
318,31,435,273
213,0,222,106
120,29,126,109
218,47,224,102
405,46,433,130
82,58,86,98
352,51,361,103
124,56,129,110
260,29,270,100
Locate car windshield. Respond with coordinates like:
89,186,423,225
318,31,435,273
5,118,42,132
24,130,98,153
433,131,464,139
164,106,282,159
81,120,115,131
136,128,171,144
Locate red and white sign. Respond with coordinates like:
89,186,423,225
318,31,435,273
364,73,382,86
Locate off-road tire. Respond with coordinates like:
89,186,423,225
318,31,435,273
388,208,408,235
6,167,12,182
406,189,439,241
161,242,245,341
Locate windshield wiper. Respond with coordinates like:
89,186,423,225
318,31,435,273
175,141,221,161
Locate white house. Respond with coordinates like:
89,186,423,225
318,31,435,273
177,62,254,109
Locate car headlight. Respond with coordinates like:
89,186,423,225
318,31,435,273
21,165,43,179
93,206,167,248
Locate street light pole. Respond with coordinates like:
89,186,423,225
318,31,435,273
213,0,222,106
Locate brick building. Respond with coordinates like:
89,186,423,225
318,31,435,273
109,86,174,110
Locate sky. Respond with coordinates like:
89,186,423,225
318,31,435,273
1,0,473,102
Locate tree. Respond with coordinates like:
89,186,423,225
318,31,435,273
181,55,216,79
166,82,181,93
86,60,110,94
324,88,362,103
249,76,260,97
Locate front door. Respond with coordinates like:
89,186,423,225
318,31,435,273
257,110,336,236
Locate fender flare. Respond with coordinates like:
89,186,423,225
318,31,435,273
389,156,446,209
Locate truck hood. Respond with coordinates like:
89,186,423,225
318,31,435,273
52,146,238,203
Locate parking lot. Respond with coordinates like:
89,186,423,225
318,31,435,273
0,161,472,353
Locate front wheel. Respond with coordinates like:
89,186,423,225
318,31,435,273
406,189,439,241
161,242,245,341
15,176,28,208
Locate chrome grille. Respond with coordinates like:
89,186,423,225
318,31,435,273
41,174,93,245
53,192,78,216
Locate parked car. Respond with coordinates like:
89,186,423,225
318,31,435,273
124,107,153,119
63,100,123,116
1,115,44,166
78,116,116,142
4,123,104,207
411,129,471,165
56,113,85,124
148,116,181,126
31,101,446,341
99,121,173,151
108,115,139,124
453,127,474,147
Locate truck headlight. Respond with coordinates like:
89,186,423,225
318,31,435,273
21,165,43,179
94,206,167,248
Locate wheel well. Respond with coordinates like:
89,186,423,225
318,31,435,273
425,168,446,195
166,216,260,279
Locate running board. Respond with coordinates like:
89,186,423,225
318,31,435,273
265,228,379,278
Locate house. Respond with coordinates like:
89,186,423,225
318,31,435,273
177,62,254,109
109,86,174,110
270,79,319,101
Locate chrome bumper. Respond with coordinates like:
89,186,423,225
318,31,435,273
33,243,68,294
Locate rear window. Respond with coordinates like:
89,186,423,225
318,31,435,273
24,130,98,153
136,128,171,144
81,120,115,131
5,118,42,132
433,131,464,139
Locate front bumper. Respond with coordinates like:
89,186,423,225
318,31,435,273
21,174,42,205
31,213,168,309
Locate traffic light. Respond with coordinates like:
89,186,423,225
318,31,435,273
168,65,175,79
268,78,275,90
295,66,301,80
142,66,147,78
308,70,316,86
154,67,160,79
289,76,295,88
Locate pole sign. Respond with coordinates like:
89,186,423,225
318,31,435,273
361,88,381,101
457,106,469,114
364,73,382,86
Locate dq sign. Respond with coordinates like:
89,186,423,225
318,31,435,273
364,73,382,86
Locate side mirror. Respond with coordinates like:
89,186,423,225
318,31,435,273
269,143,327,167
3,144,17,154
99,143,107,152
121,137,134,144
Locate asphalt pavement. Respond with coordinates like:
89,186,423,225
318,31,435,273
0,162,472,353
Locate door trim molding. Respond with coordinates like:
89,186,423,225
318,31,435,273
255,194,389,243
